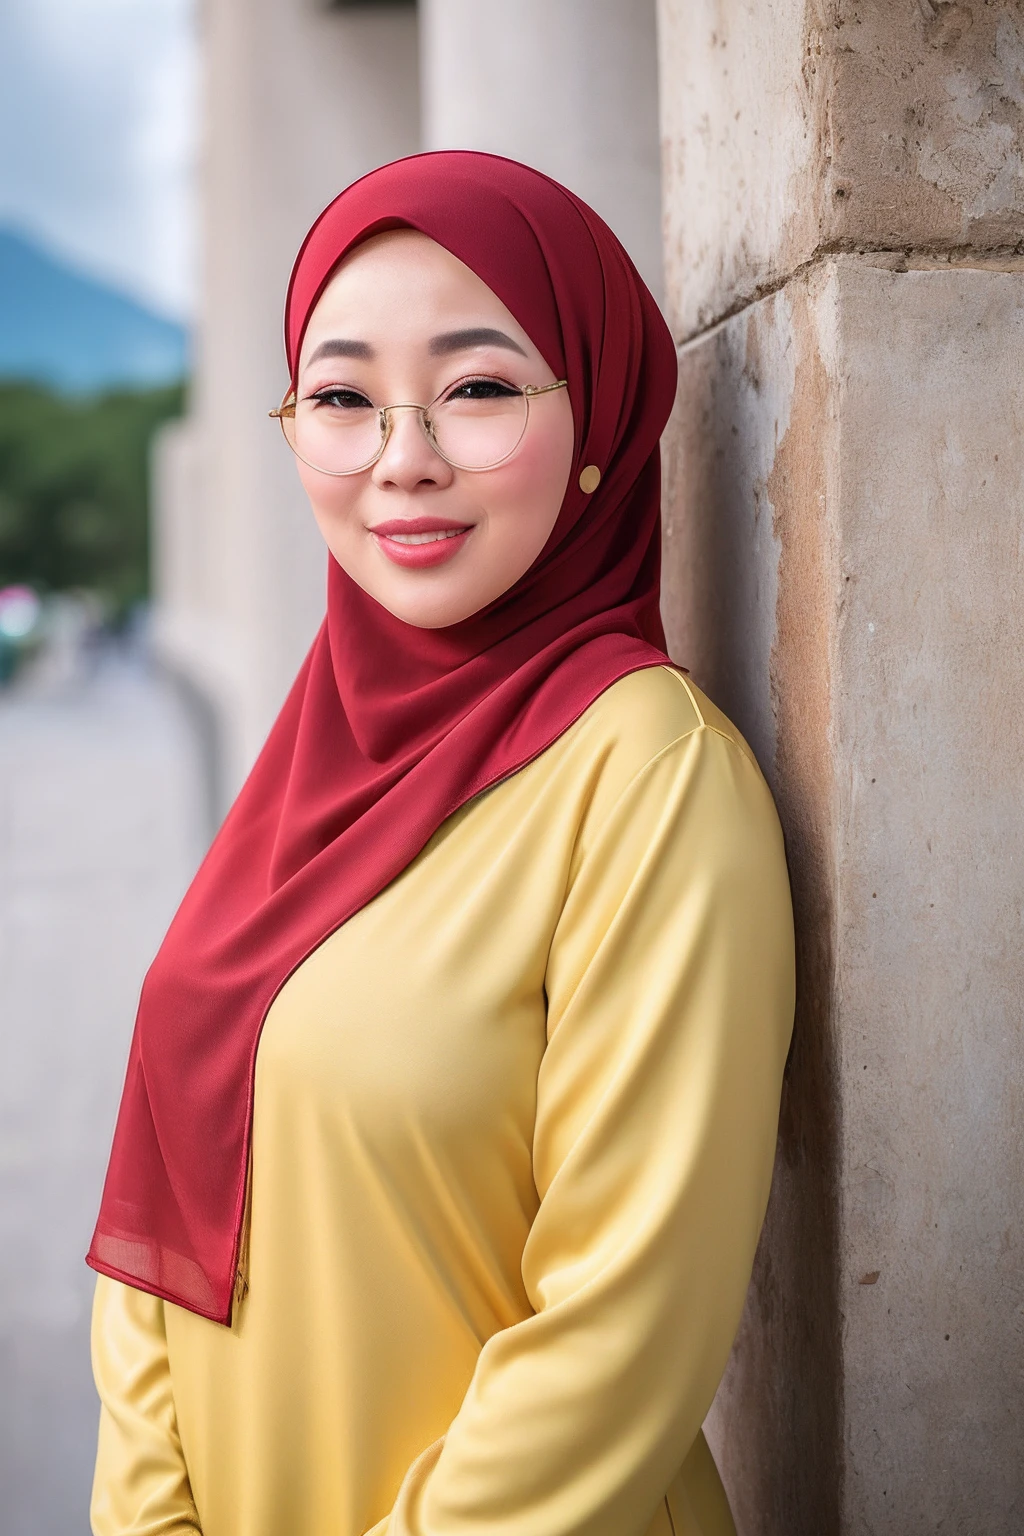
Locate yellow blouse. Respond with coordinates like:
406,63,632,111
90,666,795,1536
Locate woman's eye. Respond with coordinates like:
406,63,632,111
310,387,373,410
444,377,520,403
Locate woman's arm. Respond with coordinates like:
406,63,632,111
90,1274,202,1535
365,720,796,1536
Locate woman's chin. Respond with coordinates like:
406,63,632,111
356,576,487,630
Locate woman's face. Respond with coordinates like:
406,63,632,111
292,229,575,629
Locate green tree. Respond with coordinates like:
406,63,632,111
0,380,185,616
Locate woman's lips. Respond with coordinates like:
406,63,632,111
369,518,473,570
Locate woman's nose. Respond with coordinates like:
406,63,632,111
372,406,453,490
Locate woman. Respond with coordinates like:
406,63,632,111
88,151,795,1536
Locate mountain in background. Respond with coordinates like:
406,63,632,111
0,226,188,393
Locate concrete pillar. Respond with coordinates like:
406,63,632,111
421,0,663,301
155,0,419,795
657,3,1024,1532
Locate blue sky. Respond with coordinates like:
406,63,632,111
0,0,197,320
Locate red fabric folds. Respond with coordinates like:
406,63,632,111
87,151,679,1323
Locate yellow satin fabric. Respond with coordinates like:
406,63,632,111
91,667,795,1536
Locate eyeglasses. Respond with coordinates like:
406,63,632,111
270,375,568,476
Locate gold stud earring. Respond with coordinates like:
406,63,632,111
579,465,601,494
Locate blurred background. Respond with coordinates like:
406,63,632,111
0,2,207,1531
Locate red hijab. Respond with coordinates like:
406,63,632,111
88,151,678,1323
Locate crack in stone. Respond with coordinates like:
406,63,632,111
676,238,1024,350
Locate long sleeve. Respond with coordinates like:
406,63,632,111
369,720,795,1536
91,1274,202,1535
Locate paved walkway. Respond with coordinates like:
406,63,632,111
0,641,209,1534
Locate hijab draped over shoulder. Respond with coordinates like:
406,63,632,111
88,151,679,1323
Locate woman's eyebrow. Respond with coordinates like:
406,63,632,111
429,327,528,358
306,338,375,364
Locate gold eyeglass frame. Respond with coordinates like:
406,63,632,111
269,378,568,476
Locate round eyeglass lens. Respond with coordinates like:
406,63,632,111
283,397,384,475
427,385,528,469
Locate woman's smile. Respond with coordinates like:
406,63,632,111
369,514,474,567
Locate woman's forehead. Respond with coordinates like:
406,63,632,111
312,229,513,314
299,231,539,363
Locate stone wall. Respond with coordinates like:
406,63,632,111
658,3,1024,1530
659,0,1024,332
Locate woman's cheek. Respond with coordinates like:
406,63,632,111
488,421,572,523
301,470,363,543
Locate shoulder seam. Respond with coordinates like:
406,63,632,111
659,664,707,729
659,668,763,776
702,721,763,775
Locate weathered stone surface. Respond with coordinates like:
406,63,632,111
658,0,1024,338
657,0,829,339
829,1,1024,252
832,257,1024,1533
662,258,1024,1531
663,270,843,1536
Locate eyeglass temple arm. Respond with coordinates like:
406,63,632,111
523,380,568,397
